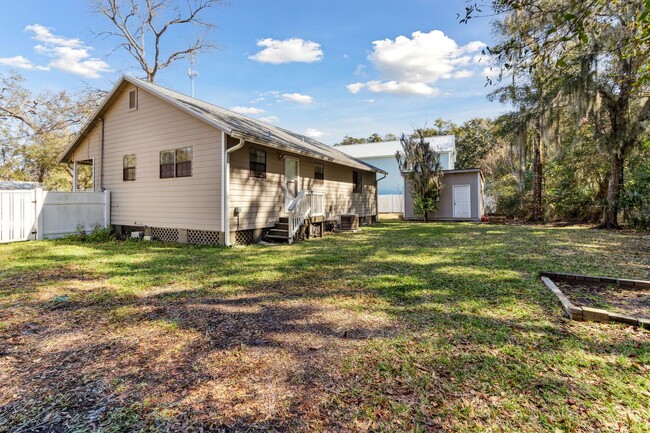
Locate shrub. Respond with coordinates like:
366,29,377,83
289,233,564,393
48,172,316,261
64,224,115,242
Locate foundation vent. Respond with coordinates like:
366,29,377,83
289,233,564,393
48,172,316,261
151,227,179,242
234,229,254,245
188,229,221,245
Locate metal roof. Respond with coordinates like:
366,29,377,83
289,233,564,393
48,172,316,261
336,136,456,159
61,76,385,174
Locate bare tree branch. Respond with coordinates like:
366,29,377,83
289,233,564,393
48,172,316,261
93,0,221,82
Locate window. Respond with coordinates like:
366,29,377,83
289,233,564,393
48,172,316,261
128,89,138,110
250,149,266,178
314,163,324,184
175,147,192,177
123,154,136,181
160,150,175,178
353,171,362,193
160,147,192,179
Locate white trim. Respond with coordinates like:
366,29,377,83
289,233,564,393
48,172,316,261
476,172,482,218
221,131,226,235
91,157,96,192
452,184,472,219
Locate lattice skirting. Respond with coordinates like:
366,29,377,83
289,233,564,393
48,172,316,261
188,229,221,245
359,215,374,226
151,227,179,242
234,229,254,245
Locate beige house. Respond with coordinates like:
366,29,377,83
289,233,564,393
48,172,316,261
60,76,385,245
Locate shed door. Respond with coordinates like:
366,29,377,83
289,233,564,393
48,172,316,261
284,157,300,208
453,184,471,218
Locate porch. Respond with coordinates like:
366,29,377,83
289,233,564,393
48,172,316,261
265,190,325,243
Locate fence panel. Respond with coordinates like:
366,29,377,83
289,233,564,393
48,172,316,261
0,189,110,243
39,191,110,239
378,194,404,213
0,190,36,243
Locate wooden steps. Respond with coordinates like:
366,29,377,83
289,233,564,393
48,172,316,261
265,217,291,242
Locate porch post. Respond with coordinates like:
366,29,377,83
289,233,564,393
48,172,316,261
73,161,78,192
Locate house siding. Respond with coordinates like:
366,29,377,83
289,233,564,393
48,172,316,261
228,138,377,232
69,83,224,232
404,171,482,221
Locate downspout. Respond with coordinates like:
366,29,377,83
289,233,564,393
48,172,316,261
375,171,387,222
223,135,245,246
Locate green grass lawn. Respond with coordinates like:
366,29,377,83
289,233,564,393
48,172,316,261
1,221,649,432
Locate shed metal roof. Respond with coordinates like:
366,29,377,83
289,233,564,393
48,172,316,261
336,136,456,159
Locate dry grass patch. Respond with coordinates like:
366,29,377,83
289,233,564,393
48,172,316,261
0,223,648,432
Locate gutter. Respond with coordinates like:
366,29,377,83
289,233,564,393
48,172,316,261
223,135,245,246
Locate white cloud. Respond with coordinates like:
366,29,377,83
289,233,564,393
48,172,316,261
282,92,313,104
259,115,279,123
305,128,327,138
249,38,323,64
25,24,83,48
230,106,265,114
453,70,474,79
465,41,487,52
0,55,49,71
482,66,502,80
365,80,439,96
20,24,111,78
354,64,367,76
346,83,365,94
34,44,111,78
346,30,487,96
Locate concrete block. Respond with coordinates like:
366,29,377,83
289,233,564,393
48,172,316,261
599,277,618,284
581,307,609,323
131,231,143,239
617,279,635,288
608,312,638,326
178,228,188,244
144,226,153,236
143,235,154,242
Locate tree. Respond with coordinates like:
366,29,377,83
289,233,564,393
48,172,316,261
454,118,497,169
396,129,444,221
94,0,222,82
416,118,456,138
366,133,383,143
334,135,366,146
383,133,398,141
0,72,104,190
467,0,650,228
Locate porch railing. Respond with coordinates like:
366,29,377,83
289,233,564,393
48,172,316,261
286,190,324,243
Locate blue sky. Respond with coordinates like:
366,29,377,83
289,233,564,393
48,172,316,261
0,0,504,144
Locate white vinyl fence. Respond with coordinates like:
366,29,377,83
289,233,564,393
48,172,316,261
0,189,110,243
378,194,404,214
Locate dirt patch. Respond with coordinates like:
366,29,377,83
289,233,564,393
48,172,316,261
556,281,650,319
0,286,400,432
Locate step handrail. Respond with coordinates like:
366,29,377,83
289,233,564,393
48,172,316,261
286,190,311,243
